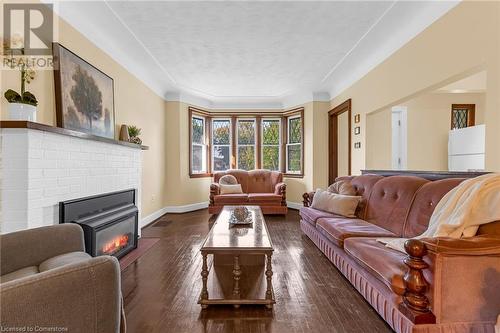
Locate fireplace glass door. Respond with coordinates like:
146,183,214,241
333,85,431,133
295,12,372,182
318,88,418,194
95,215,136,257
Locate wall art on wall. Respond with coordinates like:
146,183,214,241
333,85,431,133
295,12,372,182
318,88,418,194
53,43,115,139
354,114,360,123
354,126,360,135
354,142,361,149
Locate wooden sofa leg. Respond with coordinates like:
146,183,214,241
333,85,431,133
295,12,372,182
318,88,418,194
398,239,436,324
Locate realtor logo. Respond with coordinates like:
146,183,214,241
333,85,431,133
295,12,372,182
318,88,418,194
3,3,53,55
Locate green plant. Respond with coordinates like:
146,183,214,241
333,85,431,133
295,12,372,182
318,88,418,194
3,35,38,107
128,125,141,138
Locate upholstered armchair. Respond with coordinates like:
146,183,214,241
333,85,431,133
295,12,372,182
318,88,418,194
0,224,126,333
209,169,287,215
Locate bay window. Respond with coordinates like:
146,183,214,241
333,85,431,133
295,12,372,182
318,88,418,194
188,107,303,177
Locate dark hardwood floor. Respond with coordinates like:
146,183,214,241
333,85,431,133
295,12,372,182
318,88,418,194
122,209,392,333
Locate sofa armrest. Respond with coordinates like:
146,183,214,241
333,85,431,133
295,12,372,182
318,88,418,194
421,235,500,255
274,182,287,206
302,191,315,207
1,224,85,276
399,238,500,325
209,183,220,205
0,256,123,333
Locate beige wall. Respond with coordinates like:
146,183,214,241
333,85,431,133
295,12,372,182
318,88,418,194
366,92,486,171
1,11,168,218
330,1,500,175
366,108,392,170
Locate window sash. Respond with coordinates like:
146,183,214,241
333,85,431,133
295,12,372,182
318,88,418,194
211,118,232,171
261,118,281,171
191,115,206,174
287,115,302,144
286,142,302,173
236,119,256,170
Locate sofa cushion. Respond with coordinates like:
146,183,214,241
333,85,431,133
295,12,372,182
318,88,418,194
248,193,282,203
344,238,407,294
214,170,249,193
214,194,248,204
39,251,92,272
247,170,282,193
365,176,429,236
311,189,361,218
1,265,39,283
220,184,243,195
299,207,339,226
348,174,384,218
219,174,238,185
403,178,465,238
316,217,396,248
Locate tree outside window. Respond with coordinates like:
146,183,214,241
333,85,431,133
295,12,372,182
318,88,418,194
212,119,231,171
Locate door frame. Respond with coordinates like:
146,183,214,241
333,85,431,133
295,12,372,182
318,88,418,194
391,106,408,170
328,99,352,185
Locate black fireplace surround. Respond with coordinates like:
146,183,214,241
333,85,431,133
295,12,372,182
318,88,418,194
59,189,138,259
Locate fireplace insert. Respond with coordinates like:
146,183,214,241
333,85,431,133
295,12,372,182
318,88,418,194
59,189,138,259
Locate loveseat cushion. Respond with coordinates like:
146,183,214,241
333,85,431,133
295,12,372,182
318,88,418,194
299,207,339,226
316,217,396,248
214,194,248,204
1,266,39,283
248,193,282,204
39,251,92,272
344,238,407,294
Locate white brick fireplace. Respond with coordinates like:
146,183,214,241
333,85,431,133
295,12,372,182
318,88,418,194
1,125,143,234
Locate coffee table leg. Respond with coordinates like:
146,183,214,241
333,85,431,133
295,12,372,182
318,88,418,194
265,252,273,309
233,255,241,308
200,252,209,309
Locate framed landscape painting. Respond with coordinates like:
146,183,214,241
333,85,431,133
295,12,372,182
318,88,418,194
53,43,115,139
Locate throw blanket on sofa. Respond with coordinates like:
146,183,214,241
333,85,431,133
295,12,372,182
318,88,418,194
378,173,500,253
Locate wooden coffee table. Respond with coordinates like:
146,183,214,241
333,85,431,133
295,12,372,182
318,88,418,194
199,206,275,309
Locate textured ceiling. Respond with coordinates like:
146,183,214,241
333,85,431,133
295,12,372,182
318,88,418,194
51,1,459,108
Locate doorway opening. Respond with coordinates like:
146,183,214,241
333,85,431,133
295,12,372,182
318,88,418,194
391,106,407,170
328,99,352,185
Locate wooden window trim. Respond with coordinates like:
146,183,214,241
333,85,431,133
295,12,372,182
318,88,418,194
451,104,475,129
188,106,304,178
283,108,305,178
188,108,211,178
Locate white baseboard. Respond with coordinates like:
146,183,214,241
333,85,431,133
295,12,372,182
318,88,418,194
140,201,209,229
287,201,302,210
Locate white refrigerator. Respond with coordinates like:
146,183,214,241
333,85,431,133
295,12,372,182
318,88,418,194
448,124,485,171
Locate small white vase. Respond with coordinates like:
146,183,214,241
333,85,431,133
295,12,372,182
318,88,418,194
8,103,37,121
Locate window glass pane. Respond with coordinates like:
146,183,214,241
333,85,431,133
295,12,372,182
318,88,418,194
287,144,301,172
213,120,230,145
238,146,255,170
192,145,203,172
262,120,280,145
238,120,255,144
192,117,204,144
452,109,468,129
288,117,301,144
262,146,280,171
213,145,230,171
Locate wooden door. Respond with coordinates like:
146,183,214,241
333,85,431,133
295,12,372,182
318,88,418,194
328,99,352,185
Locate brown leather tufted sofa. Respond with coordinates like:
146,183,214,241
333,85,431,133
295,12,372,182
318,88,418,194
301,175,500,333
209,169,287,214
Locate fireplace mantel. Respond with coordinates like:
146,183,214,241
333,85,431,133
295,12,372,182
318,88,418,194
0,121,149,150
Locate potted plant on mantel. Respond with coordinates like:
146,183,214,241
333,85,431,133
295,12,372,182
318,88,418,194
3,35,38,121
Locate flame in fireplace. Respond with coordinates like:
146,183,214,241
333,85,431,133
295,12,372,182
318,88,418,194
102,234,130,255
